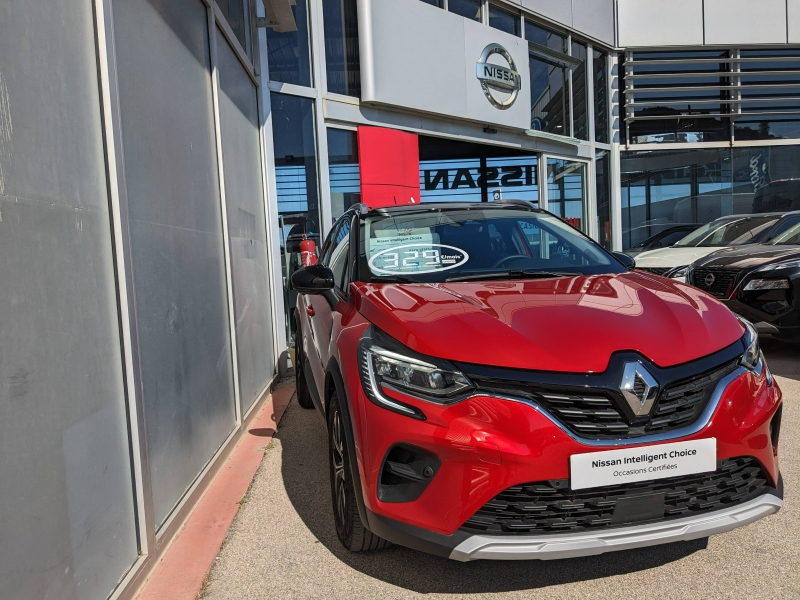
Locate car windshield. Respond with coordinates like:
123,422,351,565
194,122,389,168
358,208,624,283
771,221,800,245
673,216,779,247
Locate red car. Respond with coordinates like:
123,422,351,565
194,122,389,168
291,201,783,560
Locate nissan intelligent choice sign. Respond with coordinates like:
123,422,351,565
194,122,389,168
570,439,717,490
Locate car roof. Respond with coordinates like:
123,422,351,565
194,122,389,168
712,210,800,222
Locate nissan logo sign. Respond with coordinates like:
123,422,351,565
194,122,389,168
476,43,521,110
704,273,716,287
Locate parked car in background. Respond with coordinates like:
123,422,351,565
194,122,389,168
688,217,800,342
291,200,782,562
753,179,800,213
624,224,701,258
634,213,788,281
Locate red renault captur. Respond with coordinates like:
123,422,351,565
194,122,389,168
291,201,783,561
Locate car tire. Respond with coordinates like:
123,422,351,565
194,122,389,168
328,392,389,552
294,324,314,410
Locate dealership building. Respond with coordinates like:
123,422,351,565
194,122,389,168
1,0,799,598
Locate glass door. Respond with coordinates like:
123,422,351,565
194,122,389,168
545,157,589,235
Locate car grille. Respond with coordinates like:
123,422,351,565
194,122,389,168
691,268,741,299
471,359,738,440
639,267,670,276
461,457,771,535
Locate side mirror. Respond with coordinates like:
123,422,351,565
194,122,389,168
612,251,636,270
291,264,335,294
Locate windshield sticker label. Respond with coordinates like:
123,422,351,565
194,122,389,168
369,243,469,275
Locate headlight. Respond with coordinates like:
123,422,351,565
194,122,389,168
744,278,790,291
357,328,474,419
665,265,688,279
737,316,762,372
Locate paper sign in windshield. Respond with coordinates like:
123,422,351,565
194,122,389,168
369,243,469,275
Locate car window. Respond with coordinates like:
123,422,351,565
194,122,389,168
329,218,351,290
658,230,693,247
766,216,800,241
675,217,778,247
320,221,343,267
772,221,800,245
359,208,622,282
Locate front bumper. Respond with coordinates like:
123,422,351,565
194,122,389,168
450,484,782,561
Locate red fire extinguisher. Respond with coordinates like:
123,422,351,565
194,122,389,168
300,234,317,267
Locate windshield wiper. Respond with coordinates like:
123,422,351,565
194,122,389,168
445,270,574,282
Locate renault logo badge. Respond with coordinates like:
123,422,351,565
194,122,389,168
476,44,521,110
619,362,659,417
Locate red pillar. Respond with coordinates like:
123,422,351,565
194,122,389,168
357,126,420,209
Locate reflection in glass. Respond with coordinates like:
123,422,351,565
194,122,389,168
488,3,520,36
547,158,588,234
595,150,612,249
526,21,569,136
323,0,361,96
271,93,321,340
420,0,443,5
420,159,483,203
266,0,312,87
593,50,608,143
571,41,588,140
449,0,482,21
620,149,738,249
217,0,249,56
328,128,361,219
485,156,538,204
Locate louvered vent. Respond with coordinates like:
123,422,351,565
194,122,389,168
622,49,800,144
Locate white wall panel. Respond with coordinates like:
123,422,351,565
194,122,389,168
572,0,616,46
359,0,531,130
617,0,704,47
704,0,787,45
787,0,800,43
519,0,572,28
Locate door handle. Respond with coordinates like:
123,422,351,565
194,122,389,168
306,305,315,317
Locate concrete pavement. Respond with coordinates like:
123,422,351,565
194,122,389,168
201,339,799,599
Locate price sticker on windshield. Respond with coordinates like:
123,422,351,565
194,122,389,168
368,243,469,275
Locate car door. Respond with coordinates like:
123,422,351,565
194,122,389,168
307,215,352,401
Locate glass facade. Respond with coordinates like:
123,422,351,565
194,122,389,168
489,2,521,36
449,0,482,21
323,0,361,96
595,150,612,249
328,128,361,219
571,41,588,140
266,0,312,86
620,145,800,249
593,50,608,143
271,92,322,339
526,21,570,135
547,158,589,234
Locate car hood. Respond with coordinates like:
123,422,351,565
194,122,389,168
691,244,800,270
353,272,743,373
634,246,721,268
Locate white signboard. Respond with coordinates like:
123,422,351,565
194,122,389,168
570,438,717,491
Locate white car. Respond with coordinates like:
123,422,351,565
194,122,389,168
633,214,785,282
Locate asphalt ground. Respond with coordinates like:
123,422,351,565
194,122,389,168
201,339,799,600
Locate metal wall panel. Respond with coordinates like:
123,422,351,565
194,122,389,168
518,0,572,29
617,0,704,47
112,0,237,527
571,0,616,46
358,0,531,130
704,0,788,45
0,0,138,598
791,0,800,43
216,26,276,414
